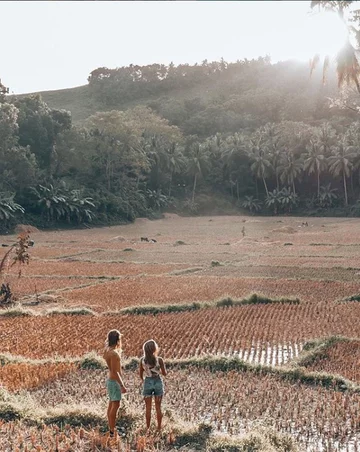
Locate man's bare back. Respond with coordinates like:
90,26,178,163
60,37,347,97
103,348,124,384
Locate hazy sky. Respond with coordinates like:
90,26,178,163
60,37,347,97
0,1,347,94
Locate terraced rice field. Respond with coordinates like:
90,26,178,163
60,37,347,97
0,215,360,450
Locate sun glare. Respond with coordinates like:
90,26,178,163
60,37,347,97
303,11,349,59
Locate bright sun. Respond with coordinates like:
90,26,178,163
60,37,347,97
291,11,349,62
305,12,348,57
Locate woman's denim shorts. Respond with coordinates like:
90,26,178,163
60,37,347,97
143,376,164,397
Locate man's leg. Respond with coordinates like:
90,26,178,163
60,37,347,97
109,400,120,434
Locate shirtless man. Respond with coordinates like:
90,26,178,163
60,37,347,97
103,329,127,437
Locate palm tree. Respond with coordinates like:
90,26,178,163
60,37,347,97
304,139,328,197
246,136,272,197
279,187,298,213
345,123,360,189
315,122,336,156
221,133,246,199
67,190,96,223
241,196,262,213
318,183,338,207
187,142,210,203
0,194,24,224
265,189,282,215
328,138,355,205
30,184,68,222
165,143,185,197
278,152,303,195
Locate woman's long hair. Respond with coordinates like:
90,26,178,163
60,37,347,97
143,339,158,366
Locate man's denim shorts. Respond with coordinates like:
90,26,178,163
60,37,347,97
106,379,122,401
143,376,164,397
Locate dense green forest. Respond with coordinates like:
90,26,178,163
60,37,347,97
2,52,360,231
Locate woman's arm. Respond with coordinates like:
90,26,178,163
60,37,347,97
159,357,167,376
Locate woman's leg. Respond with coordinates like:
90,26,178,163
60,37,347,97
154,396,163,430
109,401,120,433
107,402,112,430
144,397,152,429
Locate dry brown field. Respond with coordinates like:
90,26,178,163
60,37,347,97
1,215,360,450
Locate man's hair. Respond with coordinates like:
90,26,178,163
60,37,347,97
107,329,121,347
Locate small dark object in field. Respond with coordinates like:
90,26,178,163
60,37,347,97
301,222,308,227
0,283,12,305
284,243,293,246
141,237,149,242
149,239,157,243
174,240,186,246
28,240,35,247
1,244,9,247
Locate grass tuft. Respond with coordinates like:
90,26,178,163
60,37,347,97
174,240,186,246
295,336,352,368
118,302,203,316
0,306,35,317
170,267,203,275
46,307,96,316
44,409,107,429
341,294,360,302
78,352,106,370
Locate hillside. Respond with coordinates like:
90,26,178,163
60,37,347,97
20,70,224,124
18,59,347,128
20,85,98,124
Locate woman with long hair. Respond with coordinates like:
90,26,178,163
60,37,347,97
103,329,127,437
139,339,167,431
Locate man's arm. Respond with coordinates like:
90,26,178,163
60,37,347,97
112,353,127,392
139,358,144,381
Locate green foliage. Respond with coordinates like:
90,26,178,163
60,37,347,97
145,189,169,211
78,352,106,370
265,188,298,214
265,189,283,214
0,193,24,223
318,184,338,208
241,195,262,213
6,56,360,227
29,184,95,225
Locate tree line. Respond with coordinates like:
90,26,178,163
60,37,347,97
2,52,360,231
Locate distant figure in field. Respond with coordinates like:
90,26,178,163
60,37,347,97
139,339,167,431
103,330,127,437
141,237,157,243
